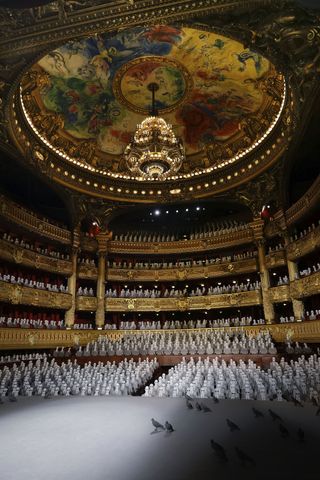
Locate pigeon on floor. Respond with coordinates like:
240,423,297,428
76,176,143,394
311,397,318,407
226,418,240,432
151,418,165,432
279,424,289,438
201,403,212,413
292,397,304,407
186,399,193,410
315,406,320,416
165,421,174,433
268,409,282,422
297,428,305,443
185,394,193,401
235,446,255,467
195,401,202,411
252,407,264,418
210,439,228,463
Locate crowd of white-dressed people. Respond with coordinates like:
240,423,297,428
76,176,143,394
143,354,320,403
0,270,68,293
113,220,248,243
105,281,260,299
0,352,49,365
76,331,277,357
77,286,95,296
0,357,158,400
117,316,266,331
289,219,320,242
107,251,256,270
0,315,64,329
1,232,69,260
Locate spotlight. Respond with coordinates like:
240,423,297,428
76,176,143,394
154,209,160,216
273,272,277,276
166,210,169,214
185,208,189,212
196,206,200,211
176,209,179,213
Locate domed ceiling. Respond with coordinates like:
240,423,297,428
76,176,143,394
20,24,286,185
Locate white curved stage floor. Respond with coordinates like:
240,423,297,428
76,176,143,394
0,396,318,480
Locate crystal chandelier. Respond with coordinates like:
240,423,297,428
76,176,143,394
124,83,185,180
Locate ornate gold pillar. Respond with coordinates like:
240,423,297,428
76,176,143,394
252,219,275,324
64,229,80,329
284,236,304,322
95,231,112,329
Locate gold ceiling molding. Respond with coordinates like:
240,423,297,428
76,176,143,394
2,2,318,202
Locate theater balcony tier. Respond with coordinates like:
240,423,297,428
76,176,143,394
1,320,320,350
287,225,320,261
0,238,73,276
0,195,71,244
80,291,263,313
78,257,258,282
76,296,97,311
290,271,320,299
0,281,72,309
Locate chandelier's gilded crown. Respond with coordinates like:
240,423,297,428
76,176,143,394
124,83,185,181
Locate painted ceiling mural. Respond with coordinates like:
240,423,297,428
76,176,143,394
21,25,284,177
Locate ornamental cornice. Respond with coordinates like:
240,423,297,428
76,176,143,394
0,281,72,309
265,250,286,269
76,296,97,311
268,285,290,303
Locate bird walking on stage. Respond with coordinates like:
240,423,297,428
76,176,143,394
292,397,304,407
210,439,228,463
151,418,165,432
268,409,282,422
186,399,193,410
311,397,318,407
185,393,193,401
279,424,289,438
201,403,212,413
235,446,255,467
226,418,240,432
252,407,264,418
315,406,320,416
195,401,202,411
165,421,175,433
297,428,305,443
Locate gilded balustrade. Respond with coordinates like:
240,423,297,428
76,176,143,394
0,238,72,276
290,271,320,299
265,250,286,269
105,257,258,282
286,225,320,261
0,195,71,244
76,296,97,311
268,285,291,303
78,264,98,280
104,290,262,313
1,320,320,350
0,281,72,309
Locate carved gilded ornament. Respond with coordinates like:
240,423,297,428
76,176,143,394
8,285,22,304
13,249,23,264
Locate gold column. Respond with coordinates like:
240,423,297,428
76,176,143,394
95,232,111,329
64,229,80,329
284,236,304,322
257,240,275,324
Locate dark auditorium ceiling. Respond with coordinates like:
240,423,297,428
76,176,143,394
0,0,319,221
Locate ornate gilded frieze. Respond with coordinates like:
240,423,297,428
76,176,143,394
0,194,71,244
265,250,286,269
290,271,320,299
0,238,72,276
268,285,290,303
78,264,98,280
0,281,72,309
105,290,262,312
1,319,320,350
287,225,320,261
76,296,97,311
